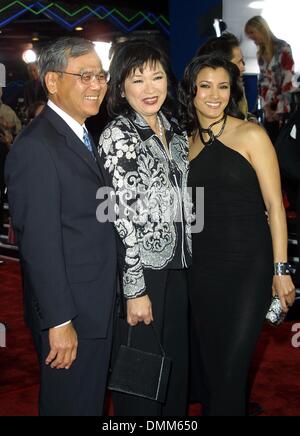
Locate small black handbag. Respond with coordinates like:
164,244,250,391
108,324,172,403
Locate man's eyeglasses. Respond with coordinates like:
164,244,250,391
55,70,110,85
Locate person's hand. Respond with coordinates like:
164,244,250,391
46,323,78,369
0,128,13,148
127,295,153,326
272,275,296,312
264,105,278,122
0,116,11,129
265,110,277,122
271,112,280,122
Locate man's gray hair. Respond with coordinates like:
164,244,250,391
37,37,96,92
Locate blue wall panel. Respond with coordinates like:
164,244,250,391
170,0,223,79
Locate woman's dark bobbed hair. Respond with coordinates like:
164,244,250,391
178,55,244,136
107,38,176,118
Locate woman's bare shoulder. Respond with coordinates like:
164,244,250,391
234,119,271,145
222,117,274,158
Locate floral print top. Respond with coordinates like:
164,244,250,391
98,111,192,299
258,39,294,114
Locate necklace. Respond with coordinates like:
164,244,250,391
157,114,171,157
199,113,227,146
157,115,164,142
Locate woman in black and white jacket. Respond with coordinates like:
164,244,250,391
98,39,192,416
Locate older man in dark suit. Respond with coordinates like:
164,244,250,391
5,37,118,416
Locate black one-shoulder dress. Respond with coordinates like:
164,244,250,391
188,139,273,416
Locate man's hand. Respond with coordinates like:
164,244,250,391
46,323,78,370
127,295,153,326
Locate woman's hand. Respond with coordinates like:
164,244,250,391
272,275,296,312
127,294,153,326
264,105,279,122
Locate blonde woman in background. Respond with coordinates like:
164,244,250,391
245,16,294,143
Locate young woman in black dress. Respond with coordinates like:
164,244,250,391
179,56,295,416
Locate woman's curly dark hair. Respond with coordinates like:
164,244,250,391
178,55,244,137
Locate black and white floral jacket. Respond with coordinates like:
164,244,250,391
98,111,192,299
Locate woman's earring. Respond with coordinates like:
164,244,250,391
121,91,125,98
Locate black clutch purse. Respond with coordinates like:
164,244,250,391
108,324,172,403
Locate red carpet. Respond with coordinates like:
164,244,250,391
1,257,300,416
0,259,39,416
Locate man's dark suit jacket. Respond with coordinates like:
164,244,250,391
5,105,118,338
